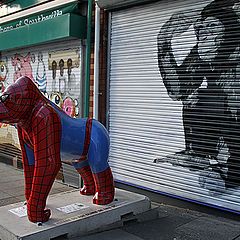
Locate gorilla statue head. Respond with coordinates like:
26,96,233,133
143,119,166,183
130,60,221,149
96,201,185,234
0,76,44,124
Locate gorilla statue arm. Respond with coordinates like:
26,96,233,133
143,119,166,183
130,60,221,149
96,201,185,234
26,104,62,223
17,127,34,201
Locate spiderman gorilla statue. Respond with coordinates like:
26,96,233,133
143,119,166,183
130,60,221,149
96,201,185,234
0,76,114,223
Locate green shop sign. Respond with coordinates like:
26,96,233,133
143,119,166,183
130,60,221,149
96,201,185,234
0,2,86,51
0,9,63,33
0,2,80,34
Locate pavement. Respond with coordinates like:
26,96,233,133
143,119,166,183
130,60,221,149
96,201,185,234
0,161,240,240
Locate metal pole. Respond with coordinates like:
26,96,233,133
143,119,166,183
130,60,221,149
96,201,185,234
84,0,93,118
93,3,100,120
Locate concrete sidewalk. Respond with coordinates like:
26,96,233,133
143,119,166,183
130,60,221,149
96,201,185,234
0,162,74,207
0,162,240,240
77,204,240,240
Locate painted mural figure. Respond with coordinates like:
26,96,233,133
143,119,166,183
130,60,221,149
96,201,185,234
0,59,8,93
35,52,47,93
11,52,34,81
51,60,58,92
0,76,115,223
67,58,79,96
157,0,240,191
67,58,73,95
59,59,67,94
50,58,79,117
62,96,76,117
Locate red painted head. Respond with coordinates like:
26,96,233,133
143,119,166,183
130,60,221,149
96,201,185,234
0,76,44,124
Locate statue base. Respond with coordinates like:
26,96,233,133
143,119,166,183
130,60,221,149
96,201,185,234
0,189,151,240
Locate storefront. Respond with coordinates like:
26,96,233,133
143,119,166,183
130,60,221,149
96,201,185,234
98,0,240,214
0,0,88,187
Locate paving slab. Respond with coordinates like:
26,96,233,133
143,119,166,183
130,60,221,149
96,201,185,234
0,189,151,240
0,197,20,207
174,216,240,240
122,204,240,240
2,186,24,197
123,213,198,240
1,179,25,190
76,229,144,240
0,192,12,200
0,174,23,183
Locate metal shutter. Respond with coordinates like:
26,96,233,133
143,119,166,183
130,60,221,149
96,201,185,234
108,0,240,213
0,39,83,187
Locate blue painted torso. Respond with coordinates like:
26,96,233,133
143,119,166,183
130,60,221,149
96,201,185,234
49,101,87,162
48,101,110,173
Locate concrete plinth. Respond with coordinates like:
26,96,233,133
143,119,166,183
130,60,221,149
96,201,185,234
0,189,151,240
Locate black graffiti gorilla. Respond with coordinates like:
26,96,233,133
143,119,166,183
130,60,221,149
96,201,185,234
157,0,240,188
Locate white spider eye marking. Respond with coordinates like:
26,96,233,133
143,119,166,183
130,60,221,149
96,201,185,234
0,94,9,102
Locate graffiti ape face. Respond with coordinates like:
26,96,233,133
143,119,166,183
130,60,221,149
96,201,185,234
0,61,8,81
50,92,63,108
195,17,224,62
11,53,33,81
62,97,75,117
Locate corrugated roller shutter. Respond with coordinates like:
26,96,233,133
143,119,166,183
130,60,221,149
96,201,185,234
108,0,240,213
0,39,83,186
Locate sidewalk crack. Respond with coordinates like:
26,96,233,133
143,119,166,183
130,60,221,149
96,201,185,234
232,233,240,240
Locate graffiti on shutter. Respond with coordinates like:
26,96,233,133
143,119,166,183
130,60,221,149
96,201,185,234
0,42,82,152
157,0,240,195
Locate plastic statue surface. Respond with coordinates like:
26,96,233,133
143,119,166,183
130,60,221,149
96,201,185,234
0,76,115,223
